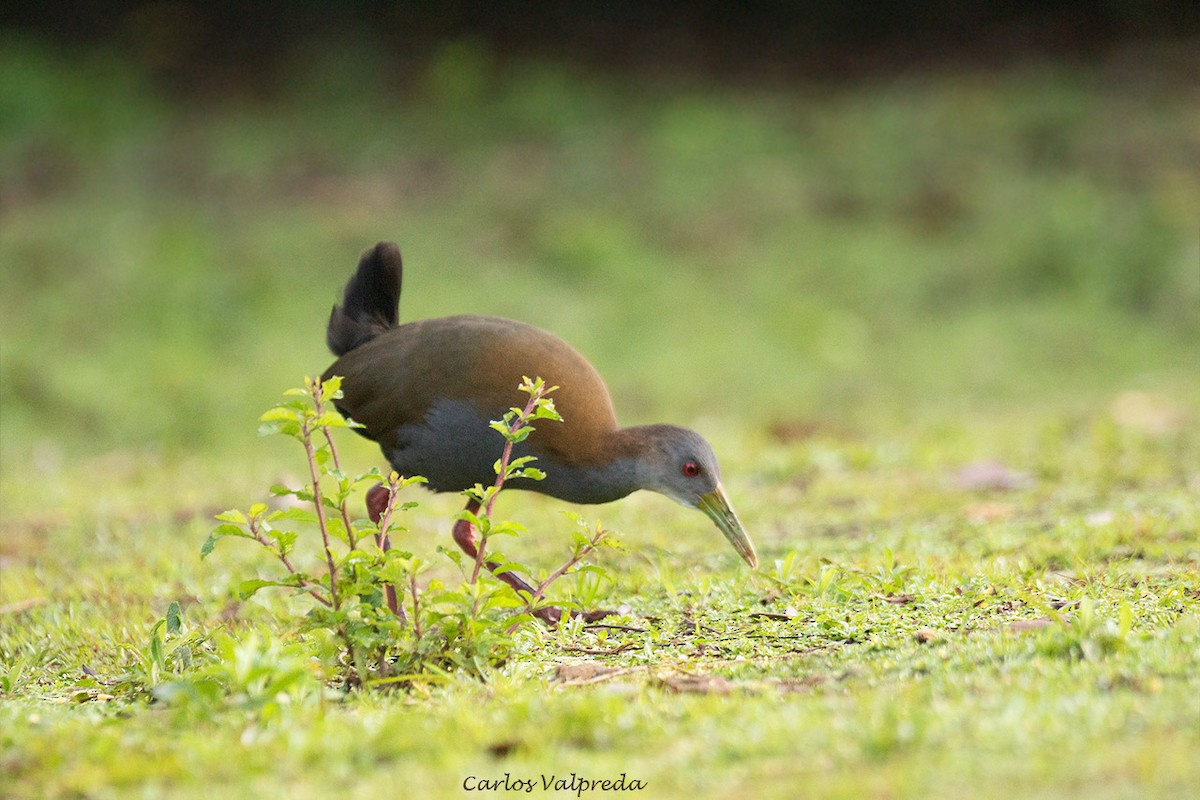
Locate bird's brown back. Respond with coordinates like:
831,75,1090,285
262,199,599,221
324,315,621,466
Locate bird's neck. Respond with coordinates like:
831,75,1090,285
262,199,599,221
529,425,657,505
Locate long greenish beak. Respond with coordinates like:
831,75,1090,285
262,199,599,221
697,484,758,568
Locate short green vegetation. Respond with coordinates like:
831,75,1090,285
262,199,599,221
1,35,1197,800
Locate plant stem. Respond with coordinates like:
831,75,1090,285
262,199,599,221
321,427,358,550
249,519,333,607
302,414,341,612
371,475,404,619
470,388,543,584
468,509,488,585
532,527,607,602
382,545,401,618
486,390,541,518
410,573,422,640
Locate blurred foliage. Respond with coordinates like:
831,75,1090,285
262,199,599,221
8,2,1198,83
0,33,1197,476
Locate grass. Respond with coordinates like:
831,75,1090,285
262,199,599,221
2,32,1199,799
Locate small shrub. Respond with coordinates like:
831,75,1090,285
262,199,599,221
203,375,616,688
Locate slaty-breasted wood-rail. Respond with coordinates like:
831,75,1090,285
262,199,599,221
323,243,757,612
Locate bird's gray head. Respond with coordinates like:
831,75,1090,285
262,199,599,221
633,425,758,568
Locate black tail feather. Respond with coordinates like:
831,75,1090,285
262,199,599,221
326,242,403,356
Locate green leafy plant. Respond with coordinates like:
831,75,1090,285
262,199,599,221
203,375,617,687
110,601,210,695
143,626,327,722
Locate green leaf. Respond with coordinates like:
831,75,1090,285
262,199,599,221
456,510,483,528
267,507,318,524
338,548,374,569
352,519,380,537
531,400,562,422
199,534,218,559
1118,602,1133,639
375,561,412,585
165,601,182,635
174,645,193,670
268,529,299,555
325,518,349,543
149,631,164,668
214,509,248,524
212,523,249,538
259,406,302,424
485,520,527,538
238,579,274,599
258,420,301,438
486,593,528,609
427,591,473,606
490,558,531,578
508,456,539,470
462,483,491,504
319,375,343,402
236,578,299,600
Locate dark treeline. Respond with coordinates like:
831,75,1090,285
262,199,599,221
4,0,1199,89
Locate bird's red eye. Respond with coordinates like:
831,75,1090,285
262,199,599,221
683,462,700,477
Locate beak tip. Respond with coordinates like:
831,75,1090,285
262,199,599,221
697,485,759,570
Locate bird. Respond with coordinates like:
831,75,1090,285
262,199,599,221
323,242,757,618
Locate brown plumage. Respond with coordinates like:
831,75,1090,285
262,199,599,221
329,314,623,469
